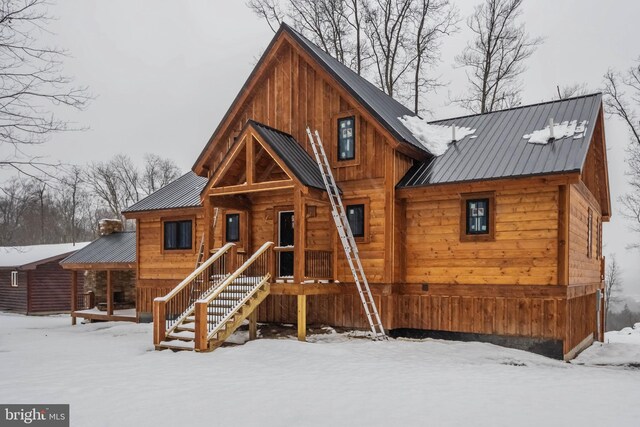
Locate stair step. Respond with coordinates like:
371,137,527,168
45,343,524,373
176,324,195,332
158,340,194,351
167,330,195,341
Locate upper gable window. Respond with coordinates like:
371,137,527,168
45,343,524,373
337,116,356,161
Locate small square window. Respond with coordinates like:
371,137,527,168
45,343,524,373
337,116,355,161
226,213,240,242
10,271,18,287
466,199,489,235
460,193,495,242
346,204,365,238
164,220,192,250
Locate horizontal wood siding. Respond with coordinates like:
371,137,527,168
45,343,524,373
0,270,28,312
404,184,559,286
137,209,205,281
30,260,83,313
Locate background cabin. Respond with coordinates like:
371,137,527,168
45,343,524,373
123,24,610,359
0,242,88,314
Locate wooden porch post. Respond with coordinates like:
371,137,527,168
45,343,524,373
106,270,113,316
294,188,306,284
194,301,208,351
249,310,257,340
70,270,77,325
153,299,166,346
297,294,306,341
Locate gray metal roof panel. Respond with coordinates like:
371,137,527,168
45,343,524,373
249,120,326,190
60,232,136,265
283,24,429,156
398,94,602,188
123,172,207,213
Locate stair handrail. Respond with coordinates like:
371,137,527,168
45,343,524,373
155,242,236,303
196,241,274,306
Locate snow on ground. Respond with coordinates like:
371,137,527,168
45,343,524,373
523,119,588,144
399,115,476,156
573,323,640,367
1,313,639,427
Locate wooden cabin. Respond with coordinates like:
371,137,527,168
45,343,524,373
0,243,88,314
124,23,610,359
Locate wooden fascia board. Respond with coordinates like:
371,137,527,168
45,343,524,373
396,172,580,199
61,262,136,271
597,106,612,218
209,135,247,189
193,35,289,175
123,206,203,220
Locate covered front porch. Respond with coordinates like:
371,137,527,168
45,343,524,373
204,120,337,288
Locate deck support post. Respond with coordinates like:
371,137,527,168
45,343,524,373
106,270,113,316
153,299,166,346
249,310,257,341
194,301,208,351
297,294,306,341
70,270,77,325
229,244,238,272
294,188,306,284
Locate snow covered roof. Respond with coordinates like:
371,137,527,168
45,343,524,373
399,93,603,188
0,242,90,269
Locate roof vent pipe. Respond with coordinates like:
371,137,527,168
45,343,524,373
548,117,555,140
452,125,456,142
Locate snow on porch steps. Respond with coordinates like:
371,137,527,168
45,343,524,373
158,339,194,351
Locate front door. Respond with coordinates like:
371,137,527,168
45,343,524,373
278,211,294,277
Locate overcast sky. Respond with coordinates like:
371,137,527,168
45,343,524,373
5,0,640,295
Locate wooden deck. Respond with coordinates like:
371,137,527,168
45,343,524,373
72,308,137,323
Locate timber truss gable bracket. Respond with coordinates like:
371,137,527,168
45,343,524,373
206,125,301,196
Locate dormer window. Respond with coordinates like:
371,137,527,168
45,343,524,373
337,116,355,161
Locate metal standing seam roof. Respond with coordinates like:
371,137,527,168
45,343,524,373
123,172,207,213
60,232,136,265
249,120,326,190
283,23,429,156
398,93,603,188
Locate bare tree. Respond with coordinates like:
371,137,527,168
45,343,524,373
0,178,33,244
603,62,640,146
57,166,84,244
455,0,542,113
142,153,181,196
620,144,640,248
603,58,640,247
0,0,90,178
604,255,623,331
363,0,414,98
410,0,458,113
86,153,181,223
554,83,589,100
247,0,283,33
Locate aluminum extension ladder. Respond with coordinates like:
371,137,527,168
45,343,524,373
306,127,387,340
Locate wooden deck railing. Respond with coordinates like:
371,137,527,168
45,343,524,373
153,242,236,345
304,250,333,280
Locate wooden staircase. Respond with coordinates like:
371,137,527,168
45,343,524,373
154,242,273,352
